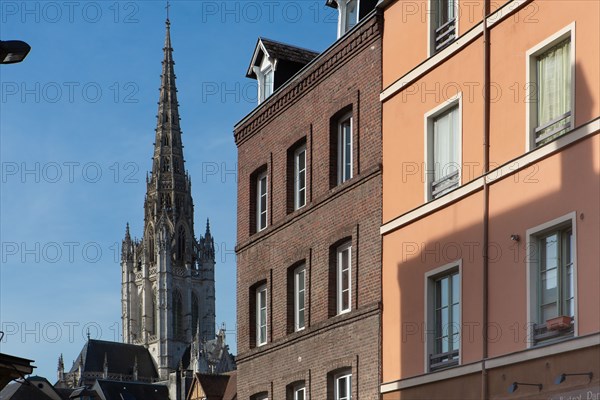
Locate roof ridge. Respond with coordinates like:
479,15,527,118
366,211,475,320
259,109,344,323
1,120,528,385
258,36,320,54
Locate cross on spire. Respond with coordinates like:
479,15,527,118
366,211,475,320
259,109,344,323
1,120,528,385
165,0,171,22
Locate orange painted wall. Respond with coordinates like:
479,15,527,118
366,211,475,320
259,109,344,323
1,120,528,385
489,0,600,165
382,192,485,382
382,0,428,88
381,0,599,386
382,41,484,223
487,134,600,357
382,134,599,382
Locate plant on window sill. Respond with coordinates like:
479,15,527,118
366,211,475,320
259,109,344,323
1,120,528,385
546,315,573,331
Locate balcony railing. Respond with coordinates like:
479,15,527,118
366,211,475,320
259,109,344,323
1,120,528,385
435,18,456,52
431,170,459,199
535,110,571,146
429,349,459,371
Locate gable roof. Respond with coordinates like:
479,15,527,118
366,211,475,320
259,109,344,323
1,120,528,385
196,374,230,398
68,340,157,379
246,37,319,78
0,376,61,400
93,380,168,400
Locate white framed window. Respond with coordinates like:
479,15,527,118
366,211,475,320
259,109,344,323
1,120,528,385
425,262,461,372
256,284,268,346
334,372,352,400
336,243,352,315
256,171,268,232
337,0,360,38
294,264,306,331
293,384,305,400
254,56,276,104
263,67,274,100
429,0,457,54
294,145,307,210
424,95,461,201
526,212,577,346
338,114,353,185
526,23,575,150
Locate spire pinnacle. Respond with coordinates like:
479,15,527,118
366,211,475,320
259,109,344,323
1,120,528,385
205,218,211,237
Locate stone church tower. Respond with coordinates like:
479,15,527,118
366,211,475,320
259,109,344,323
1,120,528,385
121,17,216,381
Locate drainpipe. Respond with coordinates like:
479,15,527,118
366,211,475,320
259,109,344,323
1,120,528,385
482,0,491,399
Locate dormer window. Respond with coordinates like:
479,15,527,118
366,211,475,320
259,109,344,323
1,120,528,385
253,59,276,104
326,0,371,38
246,38,319,106
341,0,359,36
261,66,274,103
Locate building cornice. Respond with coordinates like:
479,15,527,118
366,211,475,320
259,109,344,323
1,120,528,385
233,11,382,146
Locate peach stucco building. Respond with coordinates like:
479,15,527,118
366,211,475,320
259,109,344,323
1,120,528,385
379,0,599,398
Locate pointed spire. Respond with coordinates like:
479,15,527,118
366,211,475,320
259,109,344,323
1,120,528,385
125,223,131,241
205,218,211,238
147,9,189,217
57,354,65,382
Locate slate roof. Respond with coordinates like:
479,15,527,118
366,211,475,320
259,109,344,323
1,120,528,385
0,382,53,400
93,380,169,400
68,340,157,379
53,387,73,400
0,377,63,400
246,38,319,78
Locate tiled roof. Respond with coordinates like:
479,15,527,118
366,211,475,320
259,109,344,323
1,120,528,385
246,38,319,78
260,38,319,65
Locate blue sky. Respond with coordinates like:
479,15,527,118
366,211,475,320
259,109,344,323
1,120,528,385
0,0,336,381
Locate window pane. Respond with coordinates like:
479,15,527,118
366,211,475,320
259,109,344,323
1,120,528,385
339,118,353,183
257,287,267,344
295,148,306,209
440,277,448,307
541,303,558,322
264,69,274,98
433,107,459,182
338,245,351,313
257,174,268,230
433,271,460,359
345,0,358,32
536,39,571,143
344,124,352,180
296,267,305,330
564,230,574,317
452,273,460,304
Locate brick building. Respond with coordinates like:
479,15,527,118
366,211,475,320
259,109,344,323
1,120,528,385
234,2,383,399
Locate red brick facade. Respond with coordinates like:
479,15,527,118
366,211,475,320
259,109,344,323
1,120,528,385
234,12,383,400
